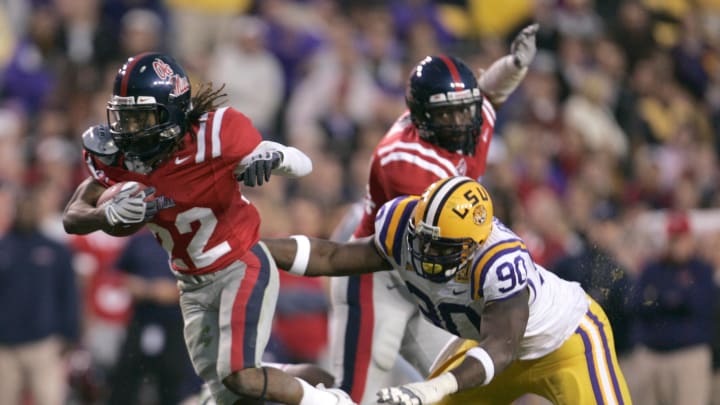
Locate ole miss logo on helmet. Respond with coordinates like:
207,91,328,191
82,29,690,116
153,59,174,80
152,58,190,97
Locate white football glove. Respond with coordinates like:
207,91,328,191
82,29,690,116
510,23,539,68
103,182,157,226
377,373,458,405
378,385,425,405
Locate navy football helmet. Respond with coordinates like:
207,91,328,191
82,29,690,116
406,55,484,155
107,52,191,170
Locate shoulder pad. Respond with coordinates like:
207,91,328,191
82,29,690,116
82,125,118,157
374,196,419,265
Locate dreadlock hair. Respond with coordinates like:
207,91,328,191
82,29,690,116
186,83,228,137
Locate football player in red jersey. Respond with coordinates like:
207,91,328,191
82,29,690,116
63,53,354,405
329,25,539,404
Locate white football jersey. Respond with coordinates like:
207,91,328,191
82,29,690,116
373,196,589,360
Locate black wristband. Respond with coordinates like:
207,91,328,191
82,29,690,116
259,366,268,401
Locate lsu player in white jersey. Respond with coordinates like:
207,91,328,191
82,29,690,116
263,176,632,405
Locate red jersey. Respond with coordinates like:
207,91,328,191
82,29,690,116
355,103,496,238
85,107,262,275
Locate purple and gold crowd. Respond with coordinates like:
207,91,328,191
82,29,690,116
1,0,720,404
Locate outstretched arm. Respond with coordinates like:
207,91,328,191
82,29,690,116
268,142,313,178
262,236,391,277
377,288,530,405
478,23,538,108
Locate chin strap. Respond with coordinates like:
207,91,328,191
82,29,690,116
123,141,182,174
123,156,153,174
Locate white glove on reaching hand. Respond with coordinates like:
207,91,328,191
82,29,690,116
510,23,539,68
103,182,157,226
377,385,426,405
377,374,458,405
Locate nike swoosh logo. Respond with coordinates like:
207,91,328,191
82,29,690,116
386,283,401,291
175,156,191,165
451,288,467,296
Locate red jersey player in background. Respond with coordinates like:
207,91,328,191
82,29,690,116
329,25,539,404
63,53,354,405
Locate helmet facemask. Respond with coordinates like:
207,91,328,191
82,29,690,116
408,219,479,283
420,99,483,155
107,96,183,171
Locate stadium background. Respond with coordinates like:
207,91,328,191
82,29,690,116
0,0,720,404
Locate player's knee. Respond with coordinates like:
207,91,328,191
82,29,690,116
222,368,265,398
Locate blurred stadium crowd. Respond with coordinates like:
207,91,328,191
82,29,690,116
1,0,720,404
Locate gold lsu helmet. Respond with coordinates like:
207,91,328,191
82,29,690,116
408,176,494,282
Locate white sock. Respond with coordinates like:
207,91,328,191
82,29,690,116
296,378,337,405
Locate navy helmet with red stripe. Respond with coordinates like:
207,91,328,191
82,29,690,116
107,52,191,171
406,55,483,155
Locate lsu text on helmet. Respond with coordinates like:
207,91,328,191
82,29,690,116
406,55,484,155
408,176,493,282
107,52,192,172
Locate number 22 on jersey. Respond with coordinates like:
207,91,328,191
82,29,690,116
147,207,231,270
